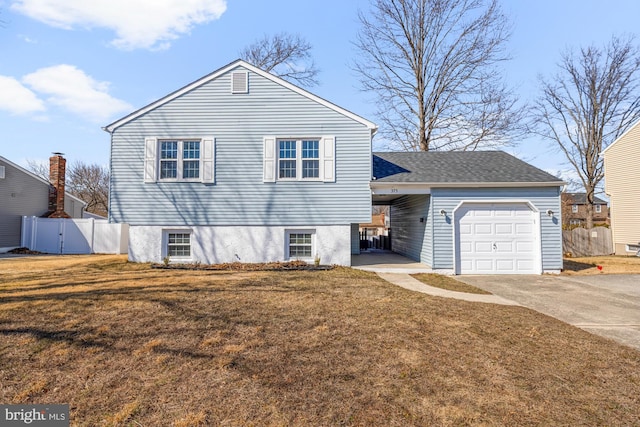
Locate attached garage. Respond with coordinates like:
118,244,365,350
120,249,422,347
454,202,540,274
371,152,564,275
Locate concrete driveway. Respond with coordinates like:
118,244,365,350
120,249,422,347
456,274,640,352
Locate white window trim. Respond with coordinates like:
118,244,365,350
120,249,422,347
263,136,335,183
595,204,602,213
144,137,214,184
625,244,640,253
277,138,321,182
0,165,5,179
158,139,203,182
285,229,316,261
163,229,193,261
571,204,578,213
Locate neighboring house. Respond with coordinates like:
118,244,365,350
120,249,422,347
602,121,640,255
560,192,609,228
0,154,86,251
371,152,564,274
359,213,388,237
104,59,377,266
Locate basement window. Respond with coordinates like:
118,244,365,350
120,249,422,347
166,232,191,259
625,244,640,254
286,230,315,259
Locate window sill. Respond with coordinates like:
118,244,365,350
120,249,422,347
276,179,323,182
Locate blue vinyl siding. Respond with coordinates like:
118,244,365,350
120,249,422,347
430,187,562,271
109,65,372,226
422,197,433,266
390,195,430,265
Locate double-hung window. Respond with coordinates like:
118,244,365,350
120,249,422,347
286,230,315,259
166,232,191,258
159,139,201,181
145,137,214,184
595,204,602,213
571,204,578,213
263,136,334,183
278,139,320,180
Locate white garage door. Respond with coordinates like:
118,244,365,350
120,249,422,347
455,203,540,274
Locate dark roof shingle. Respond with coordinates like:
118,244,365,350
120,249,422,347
562,193,607,205
373,151,563,184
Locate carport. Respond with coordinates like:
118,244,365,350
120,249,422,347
352,250,434,273
371,151,564,275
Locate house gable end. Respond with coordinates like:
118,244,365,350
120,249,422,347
104,59,377,134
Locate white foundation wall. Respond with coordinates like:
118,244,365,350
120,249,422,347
128,224,353,266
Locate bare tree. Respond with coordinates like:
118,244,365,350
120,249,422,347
26,159,49,180
26,159,109,217
354,0,522,151
240,32,319,87
67,162,109,217
532,35,640,229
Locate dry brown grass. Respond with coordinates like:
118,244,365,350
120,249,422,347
563,255,640,275
1,255,640,426
410,273,492,294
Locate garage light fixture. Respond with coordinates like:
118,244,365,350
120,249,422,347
440,209,447,216
546,209,554,217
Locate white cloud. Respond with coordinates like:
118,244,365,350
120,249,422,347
22,65,132,122
0,75,46,114
11,0,227,50
18,34,38,43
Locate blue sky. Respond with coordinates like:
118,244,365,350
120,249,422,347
1,0,639,182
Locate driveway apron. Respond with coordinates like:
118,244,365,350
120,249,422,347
456,274,640,352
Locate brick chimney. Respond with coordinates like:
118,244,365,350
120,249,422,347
47,153,71,218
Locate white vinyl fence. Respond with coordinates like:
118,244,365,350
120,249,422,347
21,216,129,254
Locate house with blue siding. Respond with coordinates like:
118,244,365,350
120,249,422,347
371,152,564,274
105,59,564,273
104,59,376,266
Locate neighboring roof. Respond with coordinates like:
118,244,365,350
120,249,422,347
104,59,377,134
0,155,88,207
372,151,564,186
562,193,607,205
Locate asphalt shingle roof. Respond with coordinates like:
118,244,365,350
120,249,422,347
563,193,607,204
372,151,563,184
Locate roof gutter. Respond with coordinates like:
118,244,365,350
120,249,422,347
371,181,566,188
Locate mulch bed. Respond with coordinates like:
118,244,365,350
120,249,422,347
7,247,44,255
151,260,334,271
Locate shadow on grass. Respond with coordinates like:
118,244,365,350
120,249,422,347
563,259,596,272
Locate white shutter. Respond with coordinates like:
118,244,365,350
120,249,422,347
263,136,276,182
144,137,157,183
320,136,336,182
201,137,215,183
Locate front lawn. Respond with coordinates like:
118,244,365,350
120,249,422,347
1,255,639,426
563,255,640,274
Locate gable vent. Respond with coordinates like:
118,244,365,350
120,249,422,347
231,71,248,94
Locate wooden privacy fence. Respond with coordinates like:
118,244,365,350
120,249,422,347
21,216,129,255
562,226,613,257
